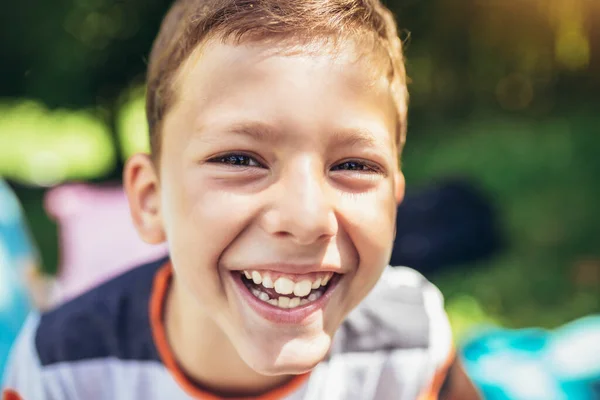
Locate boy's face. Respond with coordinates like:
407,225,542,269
127,39,404,375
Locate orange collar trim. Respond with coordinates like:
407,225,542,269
416,346,456,400
149,261,310,400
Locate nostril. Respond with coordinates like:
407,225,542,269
273,231,293,239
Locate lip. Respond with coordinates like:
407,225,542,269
230,263,343,275
230,271,341,324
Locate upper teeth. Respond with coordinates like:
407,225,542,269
243,271,332,296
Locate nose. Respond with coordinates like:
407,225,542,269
261,159,337,245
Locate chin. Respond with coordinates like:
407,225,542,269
242,333,332,376
248,355,322,377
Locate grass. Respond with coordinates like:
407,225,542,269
402,110,600,339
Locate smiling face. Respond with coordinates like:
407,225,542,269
126,38,404,376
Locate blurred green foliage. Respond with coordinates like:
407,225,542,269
402,110,600,338
0,101,116,185
0,0,598,337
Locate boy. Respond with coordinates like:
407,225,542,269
2,1,481,399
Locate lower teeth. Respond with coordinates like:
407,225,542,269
249,286,323,309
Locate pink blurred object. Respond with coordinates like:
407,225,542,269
45,184,168,303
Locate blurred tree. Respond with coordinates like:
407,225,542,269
1,0,598,113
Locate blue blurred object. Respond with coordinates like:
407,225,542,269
0,180,35,382
461,315,600,400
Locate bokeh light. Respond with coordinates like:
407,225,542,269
116,87,151,159
0,101,116,185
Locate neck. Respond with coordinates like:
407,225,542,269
164,275,293,397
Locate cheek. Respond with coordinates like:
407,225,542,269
167,173,243,244
339,183,397,278
161,171,253,291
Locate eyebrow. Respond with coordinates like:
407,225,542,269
223,121,282,143
329,128,383,149
214,120,386,149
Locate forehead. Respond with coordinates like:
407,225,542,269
164,38,397,148
179,34,391,81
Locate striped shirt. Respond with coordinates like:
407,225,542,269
2,257,454,400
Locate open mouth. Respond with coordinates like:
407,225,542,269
238,270,338,310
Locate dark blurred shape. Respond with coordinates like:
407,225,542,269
390,178,501,274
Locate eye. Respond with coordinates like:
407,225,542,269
209,153,264,168
331,160,380,173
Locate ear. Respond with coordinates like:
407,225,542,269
394,169,406,206
123,154,166,244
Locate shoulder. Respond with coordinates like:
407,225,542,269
336,266,452,353
34,256,168,366
2,263,185,400
325,266,455,398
